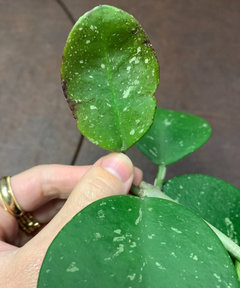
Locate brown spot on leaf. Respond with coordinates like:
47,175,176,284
61,79,77,119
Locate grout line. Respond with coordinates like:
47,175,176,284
56,0,85,165
71,135,85,166
55,0,76,24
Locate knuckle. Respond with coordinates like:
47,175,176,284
78,167,123,201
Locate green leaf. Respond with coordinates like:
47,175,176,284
163,174,240,244
61,5,159,151
38,196,238,287
135,108,211,165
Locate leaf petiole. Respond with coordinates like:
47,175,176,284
130,182,240,262
154,164,166,188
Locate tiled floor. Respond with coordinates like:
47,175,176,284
1,0,240,188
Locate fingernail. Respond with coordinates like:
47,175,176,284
101,153,133,184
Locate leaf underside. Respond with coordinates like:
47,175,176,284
135,108,212,165
61,5,159,151
163,174,240,245
38,196,238,288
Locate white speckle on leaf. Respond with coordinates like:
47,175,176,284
190,253,198,261
129,56,136,63
164,119,172,126
135,208,142,225
127,66,131,71
101,63,105,69
155,262,166,270
130,129,135,135
171,227,182,234
86,40,90,44
113,235,126,242
95,232,101,239
97,210,105,218
123,87,132,99
171,252,177,258
90,105,97,110
146,135,154,140
137,47,141,53
213,273,222,282
148,234,155,239
127,274,136,281
114,229,121,234
66,262,79,273
130,242,137,248
79,60,84,64
145,59,149,64
113,244,124,257
149,149,157,157
224,217,237,242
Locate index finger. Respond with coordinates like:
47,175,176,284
10,164,91,211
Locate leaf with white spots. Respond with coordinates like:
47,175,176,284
135,108,211,165
38,196,238,287
61,5,159,151
163,174,240,244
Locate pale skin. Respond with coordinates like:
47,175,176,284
0,153,142,288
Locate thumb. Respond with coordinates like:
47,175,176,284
51,152,134,231
16,153,134,286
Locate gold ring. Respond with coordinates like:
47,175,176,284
0,176,41,234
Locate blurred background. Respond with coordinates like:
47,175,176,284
0,0,239,187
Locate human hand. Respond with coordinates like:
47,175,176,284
0,153,142,288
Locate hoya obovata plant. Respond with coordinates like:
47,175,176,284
38,5,240,287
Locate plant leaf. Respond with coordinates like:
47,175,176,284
61,5,159,151
163,174,240,244
135,108,211,165
38,195,238,287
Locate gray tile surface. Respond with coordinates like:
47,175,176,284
0,1,80,176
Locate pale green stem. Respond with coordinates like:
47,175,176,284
154,164,166,188
235,260,240,281
130,182,240,262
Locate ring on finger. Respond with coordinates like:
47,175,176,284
0,176,41,234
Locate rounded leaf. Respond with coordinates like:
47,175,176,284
61,5,159,151
135,108,211,165
163,174,240,244
38,196,238,288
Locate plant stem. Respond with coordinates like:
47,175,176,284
235,260,240,281
154,164,166,188
130,182,240,262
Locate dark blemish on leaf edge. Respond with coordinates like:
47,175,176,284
61,79,77,119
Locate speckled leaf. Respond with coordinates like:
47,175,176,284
38,196,238,288
163,174,240,244
135,108,211,165
61,5,159,151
